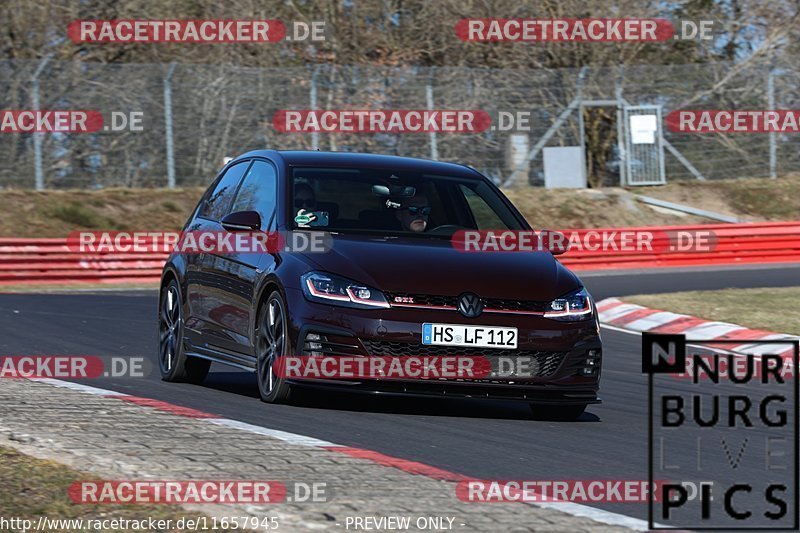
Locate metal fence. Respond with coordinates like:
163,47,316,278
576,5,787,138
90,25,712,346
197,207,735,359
1,59,798,189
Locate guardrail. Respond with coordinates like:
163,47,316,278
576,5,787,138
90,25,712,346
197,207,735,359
557,221,800,271
0,222,798,286
0,238,166,285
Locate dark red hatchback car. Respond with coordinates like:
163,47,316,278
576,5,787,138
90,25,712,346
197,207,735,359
159,151,602,420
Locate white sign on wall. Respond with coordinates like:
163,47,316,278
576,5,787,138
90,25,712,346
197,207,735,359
543,146,586,189
629,114,658,144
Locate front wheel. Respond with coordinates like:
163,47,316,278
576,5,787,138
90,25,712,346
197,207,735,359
529,403,587,421
158,279,210,384
255,291,293,403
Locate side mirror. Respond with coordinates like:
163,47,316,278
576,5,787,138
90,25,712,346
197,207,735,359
541,230,569,255
221,210,261,231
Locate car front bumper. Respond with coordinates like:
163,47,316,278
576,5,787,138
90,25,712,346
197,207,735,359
282,287,603,404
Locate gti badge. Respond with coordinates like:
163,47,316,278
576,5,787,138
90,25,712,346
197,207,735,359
458,292,483,318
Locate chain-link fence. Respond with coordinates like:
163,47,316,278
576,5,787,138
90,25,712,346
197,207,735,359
1,59,797,189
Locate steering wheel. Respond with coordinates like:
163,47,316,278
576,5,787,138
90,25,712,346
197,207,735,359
426,224,465,235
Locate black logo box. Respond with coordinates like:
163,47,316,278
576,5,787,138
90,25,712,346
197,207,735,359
642,333,800,531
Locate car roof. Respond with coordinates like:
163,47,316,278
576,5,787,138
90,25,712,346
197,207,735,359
232,150,483,179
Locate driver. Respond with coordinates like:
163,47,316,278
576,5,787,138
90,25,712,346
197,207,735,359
396,193,431,232
294,183,318,227
294,183,317,211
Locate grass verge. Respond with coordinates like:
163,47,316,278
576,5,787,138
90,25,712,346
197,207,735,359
1,174,799,237
0,446,235,532
624,287,800,335
0,282,159,293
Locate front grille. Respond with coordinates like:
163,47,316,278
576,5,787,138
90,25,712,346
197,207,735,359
360,339,565,378
385,292,549,313
483,298,550,312
385,292,456,308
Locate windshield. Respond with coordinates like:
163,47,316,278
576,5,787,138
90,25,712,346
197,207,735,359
290,167,524,236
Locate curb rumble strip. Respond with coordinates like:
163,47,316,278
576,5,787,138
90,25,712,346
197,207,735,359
596,298,797,358
26,377,655,531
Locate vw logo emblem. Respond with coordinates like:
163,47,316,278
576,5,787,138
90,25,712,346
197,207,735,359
457,293,483,318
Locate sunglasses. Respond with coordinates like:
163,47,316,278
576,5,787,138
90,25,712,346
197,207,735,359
294,198,316,208
401,206,432,216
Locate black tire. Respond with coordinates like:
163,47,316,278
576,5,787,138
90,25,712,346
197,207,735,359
529,403,587,421
255,291,293,403
158,279,210,384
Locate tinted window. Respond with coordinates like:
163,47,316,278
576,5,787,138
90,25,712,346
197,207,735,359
198,161,250,221
230,160,277,227
459,184,507,230
290,167,522,235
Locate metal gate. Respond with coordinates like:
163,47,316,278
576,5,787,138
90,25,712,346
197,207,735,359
623,105,666,185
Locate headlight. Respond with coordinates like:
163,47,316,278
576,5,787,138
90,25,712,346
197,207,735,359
543,287,593,321
301,272,390,309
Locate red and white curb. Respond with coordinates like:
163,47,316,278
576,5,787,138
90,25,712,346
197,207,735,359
597,297,797,358
25,376,654,531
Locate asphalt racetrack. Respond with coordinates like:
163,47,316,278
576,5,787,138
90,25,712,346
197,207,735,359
1,263,798,523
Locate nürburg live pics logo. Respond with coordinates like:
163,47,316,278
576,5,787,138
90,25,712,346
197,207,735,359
643,332,799,530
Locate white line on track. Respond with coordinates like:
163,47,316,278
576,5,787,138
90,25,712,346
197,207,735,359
30,377,130,396
207,417,342,448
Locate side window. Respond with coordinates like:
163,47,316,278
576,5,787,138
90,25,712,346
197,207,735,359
230,160,277,227
198,161,251,221
459,184,506,230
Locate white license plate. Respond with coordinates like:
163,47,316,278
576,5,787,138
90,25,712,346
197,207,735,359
422,323,517,349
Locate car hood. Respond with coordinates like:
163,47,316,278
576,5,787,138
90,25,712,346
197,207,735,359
297,233,581,301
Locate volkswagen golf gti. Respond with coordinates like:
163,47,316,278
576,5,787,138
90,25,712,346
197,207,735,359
159,150,602,420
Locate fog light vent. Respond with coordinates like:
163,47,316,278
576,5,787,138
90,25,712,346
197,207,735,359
580,349,601,376
304,332,326,357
